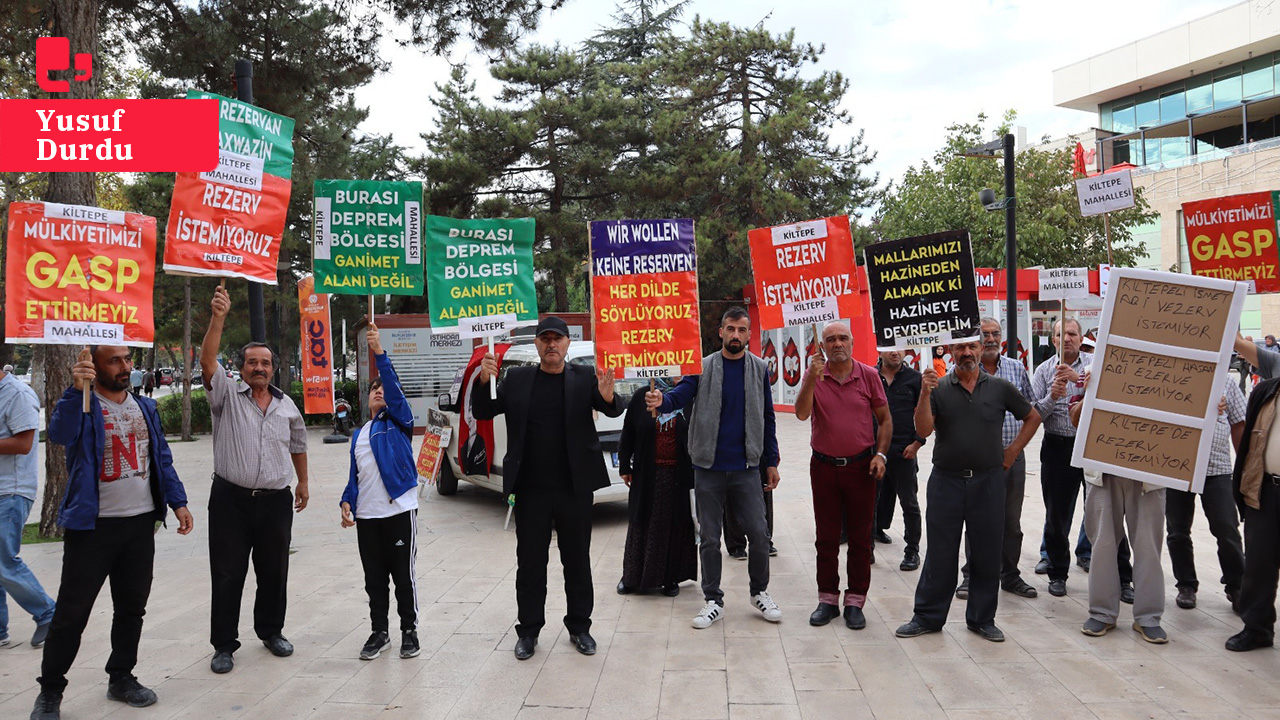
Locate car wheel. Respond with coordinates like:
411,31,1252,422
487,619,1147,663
436,459,459,496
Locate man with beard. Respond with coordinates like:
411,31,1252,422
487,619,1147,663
473,316,623,660
647,307,782,629
795,322,891,630
31,347,193,720
957,319,1038,600
202,286,310,675
874,348,924,572
896,339,1039,643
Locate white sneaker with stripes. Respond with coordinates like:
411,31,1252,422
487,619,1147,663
753,592,782,622
692,601,723,629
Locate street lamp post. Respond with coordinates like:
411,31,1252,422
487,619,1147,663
964,133,1018,361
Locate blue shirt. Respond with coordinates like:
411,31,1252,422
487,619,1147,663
0,373,41,500
661,356,780,471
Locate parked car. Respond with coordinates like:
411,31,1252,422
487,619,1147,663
157,368,175,386
434,340,670,504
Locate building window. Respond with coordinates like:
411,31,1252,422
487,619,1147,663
1187,75,1213,112
1245,56,1274,99
1136,97,1160,128
1159,90,1186,122
1215,71,1242,110
1113,104,1136,134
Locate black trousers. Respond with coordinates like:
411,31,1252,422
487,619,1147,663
875,456,922,553
208,477,293,653
514,486,594,638
912,467,1004,630
39,514,155,692
962,453,1028,585
1240,481,1280,640
356,509,418,633
1165,473,1244,594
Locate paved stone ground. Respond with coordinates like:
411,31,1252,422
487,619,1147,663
2,414,1278,720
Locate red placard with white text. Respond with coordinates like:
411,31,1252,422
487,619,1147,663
297,275,335,414
5,201,155,347
748,215,861,330
1182,191,1280,293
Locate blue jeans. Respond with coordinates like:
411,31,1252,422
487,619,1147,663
0,494,57,638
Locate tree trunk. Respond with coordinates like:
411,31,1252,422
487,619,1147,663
40,0,100,539
181,276,193,441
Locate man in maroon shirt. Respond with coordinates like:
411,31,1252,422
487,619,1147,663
795,322,892,630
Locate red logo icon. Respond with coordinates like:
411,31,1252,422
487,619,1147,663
36,37,92,93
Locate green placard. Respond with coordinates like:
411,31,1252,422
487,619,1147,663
425,215,537,335
188,90,295,179
313,180,423,295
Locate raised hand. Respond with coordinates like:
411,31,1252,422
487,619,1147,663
211,285,230,319
478,352,498,384
72,348,95,392
366,325,383,356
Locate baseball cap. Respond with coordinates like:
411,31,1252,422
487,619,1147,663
535,316,570,338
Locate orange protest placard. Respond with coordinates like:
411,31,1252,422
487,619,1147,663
1182,191,1280,293
297,275,335,415
4,201,155,347
748,215,860,331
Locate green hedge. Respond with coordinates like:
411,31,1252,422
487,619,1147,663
157,380,363,435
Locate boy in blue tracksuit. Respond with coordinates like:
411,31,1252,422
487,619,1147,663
340,326,420,661
32,346,193,720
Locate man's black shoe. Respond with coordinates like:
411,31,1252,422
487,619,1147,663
900,552,920,572
1120,583,1135,605
809,603,840,626
1077,556,1091,573
844,606,866,630
968,623,1005,643
1002,579,1038,598
30,690,61,720
662,583,680,597
263,634,294,657
873,530,893,545
1175,588,1196,609
569,632,596,655
617,581,635,595
1034,558,1050,575
955,580,969,599
106,676,158,707
1226,630,1274,652
894,620,938,638
1048,580,1067,597
210,650,234,674
728,548,747,561
514,636,537,660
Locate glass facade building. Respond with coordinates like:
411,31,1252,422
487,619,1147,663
1097,52,1280,169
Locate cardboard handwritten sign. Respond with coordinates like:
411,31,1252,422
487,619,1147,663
1182,191,1280,293
1072,268,1245,492
863,230,981,350
589,219,702,379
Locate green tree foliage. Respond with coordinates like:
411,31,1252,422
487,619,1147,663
873,111,1155,268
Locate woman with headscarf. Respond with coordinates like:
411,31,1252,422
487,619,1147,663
616,383,698,596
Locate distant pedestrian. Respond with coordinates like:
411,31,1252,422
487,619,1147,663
143,369,155,398
129,366,143,397
616,384,697,597
31,346,194,720
339,326,421,662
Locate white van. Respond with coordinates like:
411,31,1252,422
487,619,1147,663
435,340,663,504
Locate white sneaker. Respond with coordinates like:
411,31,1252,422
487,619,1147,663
753,592,782,622
692,601,723,629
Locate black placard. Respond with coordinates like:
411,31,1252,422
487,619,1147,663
863,230,981,350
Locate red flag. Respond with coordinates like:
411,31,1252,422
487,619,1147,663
1073,142,1087,178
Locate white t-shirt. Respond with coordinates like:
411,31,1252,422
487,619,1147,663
96,392,154,518
353,421,418,519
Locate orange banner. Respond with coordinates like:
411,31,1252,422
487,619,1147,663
748,215,860,331
4,201,155,347
298,275,335,414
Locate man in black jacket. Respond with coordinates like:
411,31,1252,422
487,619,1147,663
472,316,623,660
876,349,925,571
1226,373,1280,651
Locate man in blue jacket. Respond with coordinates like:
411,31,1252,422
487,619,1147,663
31,346,193,720
339,326,421,662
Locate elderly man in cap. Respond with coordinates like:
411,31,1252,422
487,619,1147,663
472,316,624,660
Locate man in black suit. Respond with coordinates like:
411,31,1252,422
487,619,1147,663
472,316,623,660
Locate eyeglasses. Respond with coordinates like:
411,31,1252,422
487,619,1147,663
980,331,1002,338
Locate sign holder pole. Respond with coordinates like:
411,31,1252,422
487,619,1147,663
235,60,268,345
489,335,497,400
81,347,91,413
1104,212,1113,266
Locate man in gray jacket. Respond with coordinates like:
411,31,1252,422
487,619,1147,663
647,306,782,628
